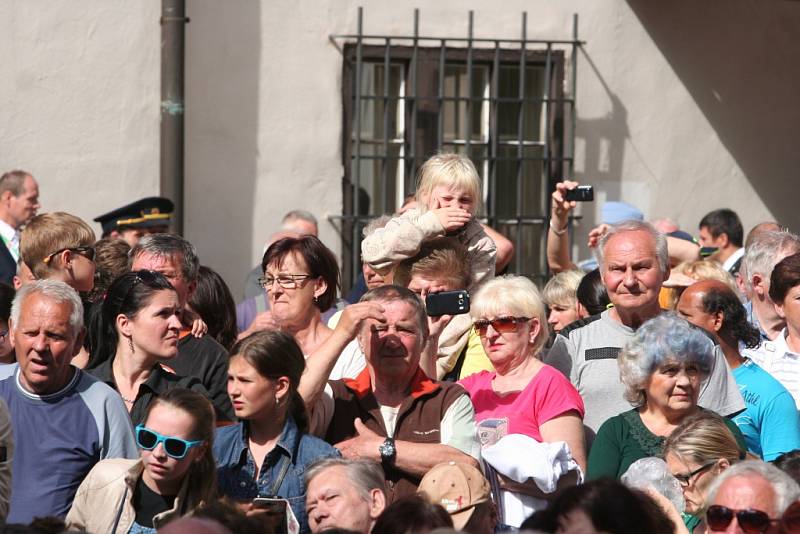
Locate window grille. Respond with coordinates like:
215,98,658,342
330,8,583,292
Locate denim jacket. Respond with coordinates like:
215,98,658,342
213,416,340,534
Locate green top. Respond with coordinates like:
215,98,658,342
682,513,702,533
586,408,746,480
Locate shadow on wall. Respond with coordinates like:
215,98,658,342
575,47,630,200
626,0,800,231
573,47,630,253
184,1,261,291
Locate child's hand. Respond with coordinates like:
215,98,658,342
191,317,208,338
433,207,471,232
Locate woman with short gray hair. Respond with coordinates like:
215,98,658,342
587,313,745,480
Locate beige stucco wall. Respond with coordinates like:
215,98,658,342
0,1,160,232
2,0,797,295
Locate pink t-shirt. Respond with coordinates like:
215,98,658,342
459,364,585,447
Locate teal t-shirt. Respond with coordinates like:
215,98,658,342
732,359,800,461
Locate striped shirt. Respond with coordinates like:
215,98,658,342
743,328,800,409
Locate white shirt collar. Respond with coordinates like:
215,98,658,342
0,219,16,243
723,247,745,271
773,328,798,356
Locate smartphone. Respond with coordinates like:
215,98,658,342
252,497,287,514
426,290,470,317
253,497,288,534
564,185,594,202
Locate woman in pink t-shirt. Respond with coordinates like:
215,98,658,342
459,275,586,471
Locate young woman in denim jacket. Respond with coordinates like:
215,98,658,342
213,330,339,534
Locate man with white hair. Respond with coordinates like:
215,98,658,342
305,458,387,534
740,230,800,342
0,280,137,523
546,220,743,433
705,460,800,533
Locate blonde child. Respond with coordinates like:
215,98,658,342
361,153,496,378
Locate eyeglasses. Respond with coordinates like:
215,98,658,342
674,461,716,487
258,274,313,290
706,505,778,534
135,425,203,459
474,316,531,336
42,246,96,265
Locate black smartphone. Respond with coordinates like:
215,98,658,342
564,185,594,202
426,290,470,317
252,498,288,534
252,497,287,514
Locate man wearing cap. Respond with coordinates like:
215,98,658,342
418,461,496,534
301,285,480,503
0,170,40,285
94,196,174,247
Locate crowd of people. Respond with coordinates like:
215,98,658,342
0,157,798,534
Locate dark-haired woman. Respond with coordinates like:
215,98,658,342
575,268,610,317
67,388,218,533
188,265,238,351
521,479,674,534
87,270,233,425
238,236,364,380
213,330,340,534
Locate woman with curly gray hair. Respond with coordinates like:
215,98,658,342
586,313,744,480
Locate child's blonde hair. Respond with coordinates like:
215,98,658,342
414,153,482,215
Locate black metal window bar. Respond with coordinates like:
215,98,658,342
330,8,583,292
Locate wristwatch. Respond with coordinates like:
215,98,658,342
379,437,396,466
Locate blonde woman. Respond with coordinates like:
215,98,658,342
459,275,586,471
662,411,746,533
542,269,585,334
662,259,738,310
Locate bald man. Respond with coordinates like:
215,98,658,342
677,280,800,460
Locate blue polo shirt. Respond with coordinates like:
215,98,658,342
0,367,137,523
732,359,800,461
213,416,339,534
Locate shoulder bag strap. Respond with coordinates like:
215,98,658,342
266,454,292,497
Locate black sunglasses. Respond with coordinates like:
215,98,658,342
110,270,167,308
42,246,96,265
706,505,778,534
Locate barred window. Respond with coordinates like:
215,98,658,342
334,10,581,291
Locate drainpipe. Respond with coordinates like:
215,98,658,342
160,0,188,235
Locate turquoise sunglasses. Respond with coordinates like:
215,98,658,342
135,425,203,459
